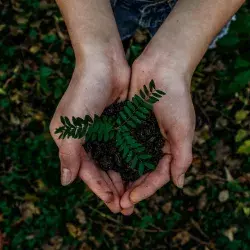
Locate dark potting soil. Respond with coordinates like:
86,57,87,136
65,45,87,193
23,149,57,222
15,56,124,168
84,102,165,181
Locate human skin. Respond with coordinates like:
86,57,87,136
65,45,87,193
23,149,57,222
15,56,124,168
120,0,245,211
50,0,132,214
51,0,245,215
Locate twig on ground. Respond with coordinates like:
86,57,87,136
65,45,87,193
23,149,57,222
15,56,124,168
191,218,209,239
91,218,167,233
88,205,167,233
189,232,210,246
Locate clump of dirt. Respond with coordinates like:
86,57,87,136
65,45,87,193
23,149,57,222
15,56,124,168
84,102,164,181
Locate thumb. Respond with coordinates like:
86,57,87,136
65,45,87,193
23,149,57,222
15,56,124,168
50,112,85,186
170,140,193,188
58,139,83,186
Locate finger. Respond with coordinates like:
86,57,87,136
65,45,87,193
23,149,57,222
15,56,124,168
170,140,193,189
115,65,130,102
107,170,124,197
59,139,83,186
118,89,129,102
79,159,117,210
100,171,121,213
120,174,149,209
128,61,148,100
129,154,171,204
121,206,134,216
120,182,134,215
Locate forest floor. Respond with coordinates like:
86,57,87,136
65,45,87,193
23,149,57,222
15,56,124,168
0,1,249,249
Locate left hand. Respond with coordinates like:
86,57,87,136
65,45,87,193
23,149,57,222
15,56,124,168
120,42,196,212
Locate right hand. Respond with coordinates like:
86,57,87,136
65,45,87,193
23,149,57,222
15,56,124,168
50,44,131,214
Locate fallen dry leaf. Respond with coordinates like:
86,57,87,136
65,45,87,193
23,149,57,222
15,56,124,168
89,236,101,248
218,190,229,203
24,193,40,202
29,45,41,54
20,202,40,220
198,193,207,210
162,202,172,214
183,186,205,197
194,125,210,145
224,167,234,182
35,179,48,192
134,29,149,43
173,231,190,246
223,226,238,241
215,140,231,163
235,110,249,124
42,236,63,250
238,173,250,184
15,15,29,24
103,227,115,238
76,208,86,225
66,223,86,241
10,113,20,126
79,243,93,250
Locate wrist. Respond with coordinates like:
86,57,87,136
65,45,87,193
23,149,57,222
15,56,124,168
137,42,193,89
56,0,123,64
74,36,127,68
146,36,196,76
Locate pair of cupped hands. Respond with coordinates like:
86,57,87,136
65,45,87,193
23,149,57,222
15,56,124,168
50,38,196,216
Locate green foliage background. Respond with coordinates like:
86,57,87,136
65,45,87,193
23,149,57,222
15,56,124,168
0,1,249,249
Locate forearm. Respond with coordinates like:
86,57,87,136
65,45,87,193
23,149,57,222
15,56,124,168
151,0,245,74
55,0,121,60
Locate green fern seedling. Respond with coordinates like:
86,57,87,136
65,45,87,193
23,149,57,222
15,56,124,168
55,80,166,176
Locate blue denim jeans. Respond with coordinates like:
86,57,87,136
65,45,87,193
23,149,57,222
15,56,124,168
111,0,235,48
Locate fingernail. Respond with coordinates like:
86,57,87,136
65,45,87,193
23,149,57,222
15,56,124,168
121,209,133,216
61,168,72,186
177,173,185,189
130,192,138,204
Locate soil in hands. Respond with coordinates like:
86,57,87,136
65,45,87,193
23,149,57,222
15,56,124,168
84,102,165,182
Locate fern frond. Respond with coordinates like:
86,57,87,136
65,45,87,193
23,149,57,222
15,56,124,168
55,79,165,176
116,129,155,174
143,85,149,96
115,80,166,129
85,115,113,142
149,80,156,92
138,162,145,176
55,115,92,139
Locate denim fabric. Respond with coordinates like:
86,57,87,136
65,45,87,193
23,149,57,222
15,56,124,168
111,0,236,48
111,0,177,40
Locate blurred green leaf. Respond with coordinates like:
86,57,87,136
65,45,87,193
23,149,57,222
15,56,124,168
235,110,249,123
237,140,250,155
235,129,248,142
235,58,250,69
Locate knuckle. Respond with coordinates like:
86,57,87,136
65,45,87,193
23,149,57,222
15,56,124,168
59,143,81,162
155,170,170,186
59,150,71,165
103,191,114,204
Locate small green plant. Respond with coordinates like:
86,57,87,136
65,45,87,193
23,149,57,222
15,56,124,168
55,80,166,175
